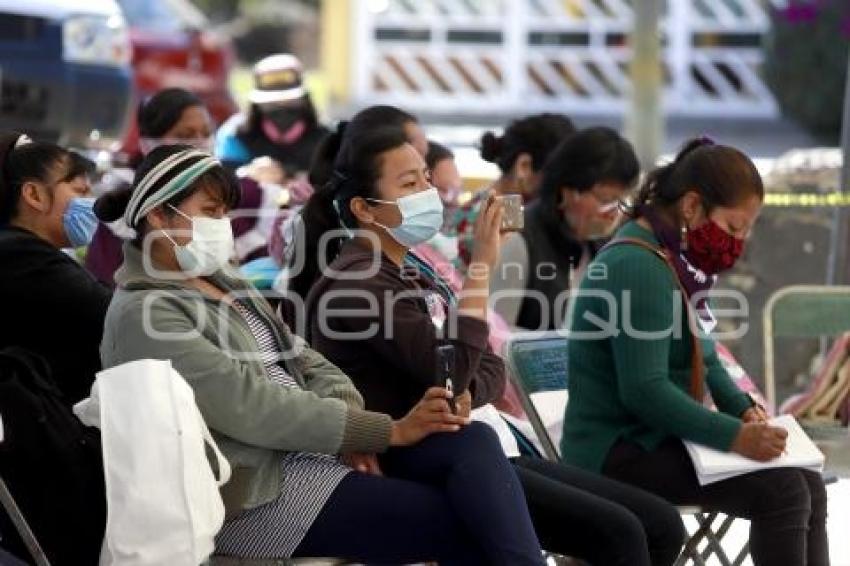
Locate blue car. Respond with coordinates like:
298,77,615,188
0,0,133,149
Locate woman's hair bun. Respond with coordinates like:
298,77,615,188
479,131,503,163
94,185,133,222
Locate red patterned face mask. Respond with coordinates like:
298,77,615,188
685,220,744,274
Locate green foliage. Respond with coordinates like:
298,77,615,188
764,0,850,144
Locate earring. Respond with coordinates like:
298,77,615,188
681,224,689,251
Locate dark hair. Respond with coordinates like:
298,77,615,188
631,137,764,219
0,133,94,226
95,145,240,243
536,127,639,230
137,88,204,138
289,109,410,300
425,141,454,170
308,106,417,185
479,113,576,174
239,94,320,138
349,105,418,133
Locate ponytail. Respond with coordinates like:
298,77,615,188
631,136,763,218
93,186,133,223
288,110,409,301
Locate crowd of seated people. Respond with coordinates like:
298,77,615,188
0,50,830,566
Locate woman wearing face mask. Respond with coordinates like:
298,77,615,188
215,54,330,178
294,116,685,566
490,127,640,331
86,88,214,287
267,105,428,275
0,132,109,404
562,138,829,566
98,144,544,565
451,113,575,272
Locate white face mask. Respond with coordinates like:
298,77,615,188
164,205,234,276
367,187,444,247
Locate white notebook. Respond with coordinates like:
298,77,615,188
684,415,825,486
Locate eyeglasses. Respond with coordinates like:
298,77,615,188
587,190,630,214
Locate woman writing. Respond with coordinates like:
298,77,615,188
562,138,829,566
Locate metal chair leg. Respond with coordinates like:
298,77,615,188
0,476,50,566
675,510,751,566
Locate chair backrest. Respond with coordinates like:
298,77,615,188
505,331,569,461
763,285,850,411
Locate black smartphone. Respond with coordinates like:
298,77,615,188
435,344,456,414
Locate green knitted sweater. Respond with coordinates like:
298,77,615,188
560,221,752,472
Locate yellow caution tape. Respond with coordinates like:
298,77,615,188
763,193,850,207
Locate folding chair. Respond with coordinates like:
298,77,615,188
0,413,51,566
208,558,343,566
504,331,751,566
763,285,850,412
503,331,571,461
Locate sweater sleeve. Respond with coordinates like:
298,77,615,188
470,347,507,408
103,292,391,455
292,333,366,410
605,251,742,452
704,338,753,417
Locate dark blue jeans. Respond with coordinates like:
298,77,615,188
294,422,544,565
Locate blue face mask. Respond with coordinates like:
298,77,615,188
63,197,98,248
368,187,444,247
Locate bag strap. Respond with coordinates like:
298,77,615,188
602,237,705,402
196,412,231,488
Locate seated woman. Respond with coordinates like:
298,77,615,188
97,144,544,565
0,133,109,404
214,54,330,175
451,113,575,272
87,87,215,287
294,112,686,566
489,127,639,331
562,138,829,566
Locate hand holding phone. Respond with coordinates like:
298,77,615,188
436,344,457,414
496,194,524,232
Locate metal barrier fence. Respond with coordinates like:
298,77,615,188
351,0,780,118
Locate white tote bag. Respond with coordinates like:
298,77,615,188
74,359,231,566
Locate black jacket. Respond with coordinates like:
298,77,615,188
0,226,111,404
235,124,330,177
515,201,603,331
306,241,505,419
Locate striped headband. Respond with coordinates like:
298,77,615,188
124,149,221,228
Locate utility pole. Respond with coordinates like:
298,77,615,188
832,50,850,285
626,0,664,171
